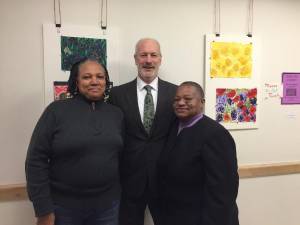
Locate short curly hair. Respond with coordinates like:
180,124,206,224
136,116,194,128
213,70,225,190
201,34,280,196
179,81,205,99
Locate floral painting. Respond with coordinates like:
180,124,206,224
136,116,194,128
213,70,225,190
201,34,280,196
53,81,71,101
216,88,257,123
61,36,107,71
210,42,252,78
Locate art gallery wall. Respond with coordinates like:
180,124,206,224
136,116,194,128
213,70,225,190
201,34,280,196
0,0,300,225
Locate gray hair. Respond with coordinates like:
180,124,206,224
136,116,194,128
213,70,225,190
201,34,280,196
134,38,161,55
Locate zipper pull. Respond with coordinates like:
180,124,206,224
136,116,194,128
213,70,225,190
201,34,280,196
91,102,95,110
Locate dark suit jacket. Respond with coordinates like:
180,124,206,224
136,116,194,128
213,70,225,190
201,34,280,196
159,115,239,225
109,78,177,198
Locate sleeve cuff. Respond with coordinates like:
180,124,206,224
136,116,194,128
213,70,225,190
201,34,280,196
32,198,54,217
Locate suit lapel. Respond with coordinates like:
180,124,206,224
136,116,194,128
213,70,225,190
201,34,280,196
126,79,147,134
155,79,165,119
164,119,179,154
150,79,168,134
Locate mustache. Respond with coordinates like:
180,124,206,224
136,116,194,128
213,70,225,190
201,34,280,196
142,64,155,69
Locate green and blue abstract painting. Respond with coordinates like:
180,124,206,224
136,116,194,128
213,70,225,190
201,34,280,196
61,36,107,71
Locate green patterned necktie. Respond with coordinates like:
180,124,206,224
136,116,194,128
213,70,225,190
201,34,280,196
143,85,155,134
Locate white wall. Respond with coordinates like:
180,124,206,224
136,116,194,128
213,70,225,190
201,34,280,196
1,0,300,224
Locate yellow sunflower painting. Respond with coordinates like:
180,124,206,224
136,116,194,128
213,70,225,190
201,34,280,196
210,42,252,78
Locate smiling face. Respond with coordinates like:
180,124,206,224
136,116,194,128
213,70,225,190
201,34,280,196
173,85,205,121
77,60,106,101
134,39,162,84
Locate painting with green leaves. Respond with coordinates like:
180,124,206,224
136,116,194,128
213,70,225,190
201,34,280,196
61,36,107,71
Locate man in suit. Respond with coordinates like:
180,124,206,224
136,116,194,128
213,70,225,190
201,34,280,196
109,38,177,225
158,81,239,225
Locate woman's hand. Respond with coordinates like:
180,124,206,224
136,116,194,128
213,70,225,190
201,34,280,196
37,213,55,225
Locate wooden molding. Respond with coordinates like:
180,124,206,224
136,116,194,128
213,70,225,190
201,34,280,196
1,161,300,202
238,161,300,178
0,183,28,202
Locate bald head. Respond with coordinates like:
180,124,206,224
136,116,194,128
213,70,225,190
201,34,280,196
135,38,161,56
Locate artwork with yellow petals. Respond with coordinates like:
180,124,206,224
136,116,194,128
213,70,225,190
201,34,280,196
210,42,252,78
205,35,260,129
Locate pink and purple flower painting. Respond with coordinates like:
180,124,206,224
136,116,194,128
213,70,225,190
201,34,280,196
216,88,257,123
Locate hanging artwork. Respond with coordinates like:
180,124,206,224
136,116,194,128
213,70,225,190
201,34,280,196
61,36,107,71
205,35,260,130
43,24,119,106
53,81,71,101
216,88,257,123
210,42,252,78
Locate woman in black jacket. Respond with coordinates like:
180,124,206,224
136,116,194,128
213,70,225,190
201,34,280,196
25,58,124,225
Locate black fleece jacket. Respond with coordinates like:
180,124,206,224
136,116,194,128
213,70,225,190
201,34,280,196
25,95,124,217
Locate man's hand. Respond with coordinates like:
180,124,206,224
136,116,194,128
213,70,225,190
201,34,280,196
37,213,55,225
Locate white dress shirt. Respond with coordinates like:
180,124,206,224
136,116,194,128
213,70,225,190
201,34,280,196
137,76,158,122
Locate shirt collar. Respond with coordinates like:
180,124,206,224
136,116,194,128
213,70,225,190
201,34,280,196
137,76,158,91
178,113,204,134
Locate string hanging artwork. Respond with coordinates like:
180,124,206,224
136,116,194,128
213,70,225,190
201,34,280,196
54,0,62,33
214,0,221,36
247,0,254,37
99,0,108,33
